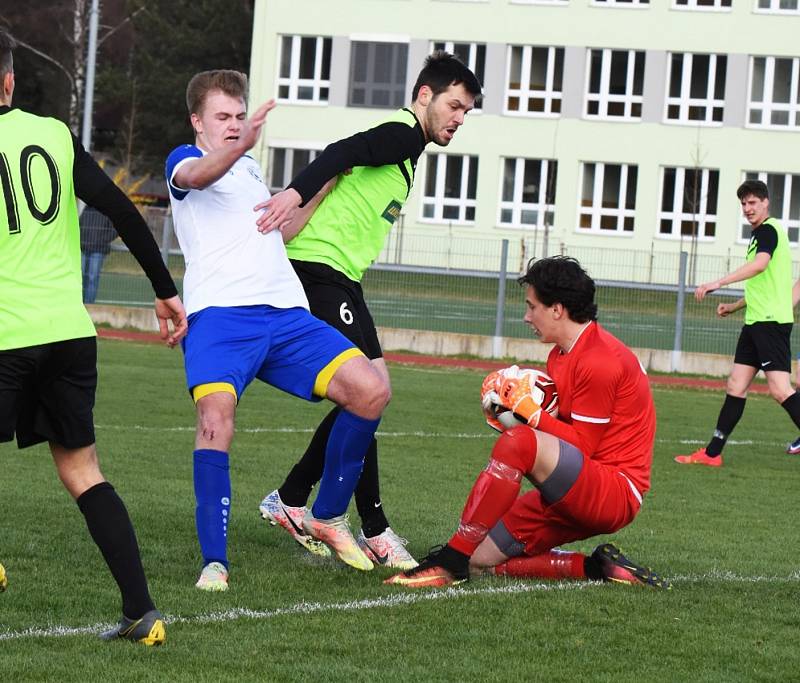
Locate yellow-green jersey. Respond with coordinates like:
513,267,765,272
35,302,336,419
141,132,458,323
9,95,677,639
0,106,177,350
0,108,94,349
744,218,793,325
286,108,426,282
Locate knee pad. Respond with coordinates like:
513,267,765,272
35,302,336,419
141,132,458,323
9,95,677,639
488,426,538,479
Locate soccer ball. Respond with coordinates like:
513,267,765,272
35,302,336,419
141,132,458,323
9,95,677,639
0,562,7,592
482,366,558,431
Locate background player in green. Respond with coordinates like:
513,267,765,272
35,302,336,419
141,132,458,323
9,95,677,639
0,29,187,644
256,52,481,568
675,179,800,467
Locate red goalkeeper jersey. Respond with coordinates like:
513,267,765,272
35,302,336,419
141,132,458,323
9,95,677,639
539,321,655,496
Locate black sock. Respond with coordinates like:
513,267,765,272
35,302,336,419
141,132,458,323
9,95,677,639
76,481,155,619
706,394,746,456
355,439,389,537
780,392,800,429
279,407,340,507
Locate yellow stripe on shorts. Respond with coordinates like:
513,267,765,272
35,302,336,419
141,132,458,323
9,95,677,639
192,382,238,403
313,347,364,398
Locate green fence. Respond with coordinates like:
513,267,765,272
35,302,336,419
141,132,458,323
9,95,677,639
87,210,800,360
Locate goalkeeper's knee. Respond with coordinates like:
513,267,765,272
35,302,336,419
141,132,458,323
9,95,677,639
489,426,537,478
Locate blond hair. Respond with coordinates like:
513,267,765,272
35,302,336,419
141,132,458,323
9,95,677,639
186,69,248,115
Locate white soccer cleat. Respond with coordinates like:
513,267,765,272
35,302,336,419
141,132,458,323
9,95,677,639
302,511,374,571
259,489,331,557
195,561,229,592
357,527,418,570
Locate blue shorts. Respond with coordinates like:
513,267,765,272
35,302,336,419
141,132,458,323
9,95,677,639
182,305,362,402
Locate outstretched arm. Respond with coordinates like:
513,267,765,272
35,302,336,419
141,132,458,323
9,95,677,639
173,100,275,191
695,252,770,301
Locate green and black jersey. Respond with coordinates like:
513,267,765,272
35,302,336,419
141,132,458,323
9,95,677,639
0,106,176,350
286,108,426,282
744,217,793,325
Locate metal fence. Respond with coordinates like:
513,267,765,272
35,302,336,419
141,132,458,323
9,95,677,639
86,208,800,363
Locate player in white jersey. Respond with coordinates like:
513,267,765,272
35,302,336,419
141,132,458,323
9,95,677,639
165,70,389,590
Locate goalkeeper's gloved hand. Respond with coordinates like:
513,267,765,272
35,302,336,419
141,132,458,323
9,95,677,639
480,369,505,432
495,365,543,429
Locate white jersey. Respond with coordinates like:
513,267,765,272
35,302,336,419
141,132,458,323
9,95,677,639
165,144,309,315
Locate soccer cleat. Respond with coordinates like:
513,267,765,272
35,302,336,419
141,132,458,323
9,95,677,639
99,609,166,646
259,489,330,557
302,511,374,571
384,545,469,588
674,447,722,467
786,436,800,455
0,562,6,592
357,527,418,570
195,561,229,591
591,543,671,589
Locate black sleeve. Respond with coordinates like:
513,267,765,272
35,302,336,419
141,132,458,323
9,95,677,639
72,135,178,299
754,222,779,257
288,121,424,205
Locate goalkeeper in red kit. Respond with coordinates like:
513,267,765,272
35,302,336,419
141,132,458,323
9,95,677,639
386,256,670,589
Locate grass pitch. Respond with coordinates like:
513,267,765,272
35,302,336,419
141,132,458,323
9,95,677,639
1,340,799,681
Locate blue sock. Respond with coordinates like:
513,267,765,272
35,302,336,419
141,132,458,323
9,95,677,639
312,410,380,519
193,449,231,568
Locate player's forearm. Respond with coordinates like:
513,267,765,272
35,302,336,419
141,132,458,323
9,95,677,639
719,256,769,287
731,297,747,312
282,178,337,243
174,143,247,190
536,412,583,450
793,280,800,307
72,138,177,299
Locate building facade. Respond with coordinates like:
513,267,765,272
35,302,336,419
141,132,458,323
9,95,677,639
249,0,800,278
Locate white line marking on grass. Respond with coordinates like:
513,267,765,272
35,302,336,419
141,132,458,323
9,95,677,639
97,425,790,447
96,424,497,439
0,581,591,641
3,571,800,642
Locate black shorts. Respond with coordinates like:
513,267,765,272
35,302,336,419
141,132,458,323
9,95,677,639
733,322,792,373
0,337,97,449
291,260,382,360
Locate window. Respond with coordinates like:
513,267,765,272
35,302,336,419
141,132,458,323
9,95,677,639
432,41,486,109
755,0,800,11
665,53,727,124
674,0,731,8
498,158,557,229
578,162,637,233
505,45,564,115
277,36,332,104
748,56,800,129
658,167,719,239
349,41,409,109
740,172,800,244
421,154,479,224
267,146,321,194
585,49,645,120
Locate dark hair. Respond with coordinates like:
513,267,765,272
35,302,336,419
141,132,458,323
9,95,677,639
518,256,598,324
411,50,482,102
186,69,248,115
0,28,15,80
737,179,768,201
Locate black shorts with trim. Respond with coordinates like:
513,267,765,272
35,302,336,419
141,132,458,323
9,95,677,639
733,322,792,373
0,337,97,449
291,260,382,360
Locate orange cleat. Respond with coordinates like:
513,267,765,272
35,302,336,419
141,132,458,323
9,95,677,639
384,545,468,588
674,447,722,467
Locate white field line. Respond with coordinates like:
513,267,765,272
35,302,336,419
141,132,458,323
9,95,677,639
2,570,799,642
94,424,789,448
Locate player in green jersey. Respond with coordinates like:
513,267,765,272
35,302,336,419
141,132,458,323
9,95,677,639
0,29,186,644
255,52,481,569
675,179,800,467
